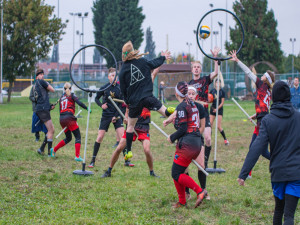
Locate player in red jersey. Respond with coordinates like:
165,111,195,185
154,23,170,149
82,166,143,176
188,47,220,168
50,82,90,161
167,81,207,208
230,50,275,177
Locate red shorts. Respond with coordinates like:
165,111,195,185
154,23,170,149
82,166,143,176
122,130,150,142
60,118,79,132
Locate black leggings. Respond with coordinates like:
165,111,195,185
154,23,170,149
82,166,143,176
64,128,81,144
273,194,299,225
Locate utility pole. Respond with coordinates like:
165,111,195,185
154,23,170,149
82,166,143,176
0,0,3,104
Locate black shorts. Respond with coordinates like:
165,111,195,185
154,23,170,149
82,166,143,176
36,110,51,123
210,107,223,116
204,108,211,128
129,96,162,118
99,116,123,131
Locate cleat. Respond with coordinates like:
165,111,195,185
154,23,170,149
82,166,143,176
50,148,55,158
124,161,135,167
75,156,83,162
167,106,175,115
37,148,44,155
112,142,119,148
247,175,252,179
195,189,207,208
205,190,211,200
88,161,95,168
172,202,186,208
150,172,160,178
124,151,133,161
101,170,111,178
224,139,229,146
35,138,40,142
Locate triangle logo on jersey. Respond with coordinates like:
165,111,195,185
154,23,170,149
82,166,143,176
130,64,145,86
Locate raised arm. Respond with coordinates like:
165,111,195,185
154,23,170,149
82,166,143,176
151,66,161,82
229,50,257,83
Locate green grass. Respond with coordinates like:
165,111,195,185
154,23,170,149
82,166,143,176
0,97,299,224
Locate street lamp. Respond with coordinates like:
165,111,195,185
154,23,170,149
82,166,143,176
218,22,223,54
213,31,219,49
186,42,192,63
56,0,59,82
78,12,88,46
290,38,296,75
209,3,213,72
69,12,79,55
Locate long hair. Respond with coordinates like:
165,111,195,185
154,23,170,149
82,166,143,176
64,82,72,96
122,41,148,61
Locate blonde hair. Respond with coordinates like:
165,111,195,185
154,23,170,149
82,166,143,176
122,41,148,61
64,82,72,96
191,61,202,69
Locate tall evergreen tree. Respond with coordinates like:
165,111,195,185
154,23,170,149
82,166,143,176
225,0,283,73
92,0,145,67
2,0,66,102
144,27,156,60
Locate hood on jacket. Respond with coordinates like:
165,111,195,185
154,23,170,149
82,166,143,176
270,101,294,118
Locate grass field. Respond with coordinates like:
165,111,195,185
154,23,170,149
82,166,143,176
0,97,299,224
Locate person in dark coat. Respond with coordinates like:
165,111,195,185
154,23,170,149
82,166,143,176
238,81,300,225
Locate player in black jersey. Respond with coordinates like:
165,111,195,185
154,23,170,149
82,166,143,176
188,47,220,168
209,79,229,145
88,68,125,168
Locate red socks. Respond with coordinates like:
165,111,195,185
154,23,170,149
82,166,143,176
54,140,66,152
178,173,202,194
173,179,186,205
75,143,81,158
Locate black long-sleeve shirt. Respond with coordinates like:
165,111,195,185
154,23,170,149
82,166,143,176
95,82,123,117
119,56,165,107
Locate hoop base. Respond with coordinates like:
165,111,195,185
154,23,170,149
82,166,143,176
206,160,226,174
73,163,94,176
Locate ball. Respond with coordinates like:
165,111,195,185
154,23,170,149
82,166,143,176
199,25,211,39
208,93,214,103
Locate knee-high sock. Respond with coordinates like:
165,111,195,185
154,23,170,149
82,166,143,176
92,142,100,162
47,139,53,155
40,135,47,152
126,132,134,152
273,196,285,225
220,130,227,140
283,194,299,225
204,145,211,168
178,173,202,195
54,140,66,152
173,179,186,205
198,170,207,189
75,143,81,158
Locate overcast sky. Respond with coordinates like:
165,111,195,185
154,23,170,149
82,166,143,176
44,0,299,63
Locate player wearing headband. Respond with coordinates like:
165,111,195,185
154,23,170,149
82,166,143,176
188,47,220,168
119,41,174,162
50,82,89,161
167,81,207,208
230,50,275,177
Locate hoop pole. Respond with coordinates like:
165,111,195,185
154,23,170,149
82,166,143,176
83,93,92,166
232,98,257,126
150,121,208,176
55,110,82,139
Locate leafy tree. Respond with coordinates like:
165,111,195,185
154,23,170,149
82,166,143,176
225,0,283,73
2,0,66,102
92,0,145,67
93,48,103,64
144,27,156,60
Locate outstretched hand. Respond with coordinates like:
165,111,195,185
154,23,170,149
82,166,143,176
237,178,245,186
161,50,172,60
229,50,239,62
211,47,221,58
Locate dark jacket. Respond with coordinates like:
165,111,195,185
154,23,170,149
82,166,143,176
119,56,165,107
29,86,37,112
239,101,300,182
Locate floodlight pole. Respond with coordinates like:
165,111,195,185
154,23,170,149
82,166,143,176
209,3,213,72
0,0,3,104
290,38,296,76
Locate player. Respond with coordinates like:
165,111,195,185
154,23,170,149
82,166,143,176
50,82,89,161
167,81,207,208
209,78,229,145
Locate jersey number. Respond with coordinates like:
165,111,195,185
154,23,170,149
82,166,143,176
263,90,271,108
61,99,68,110
178,111,185,118
192,113,200,127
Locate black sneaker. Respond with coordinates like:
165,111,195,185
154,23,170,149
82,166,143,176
37,148,44,155
124,161,135,167
150,172,160,178
101,170,111,178
35,138,40,142
88,161,95,168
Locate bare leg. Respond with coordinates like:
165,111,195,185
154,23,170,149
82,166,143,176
210,115,215,129
141,139,153,171
109,138,127,168
44,120,55,140
217,115,223,132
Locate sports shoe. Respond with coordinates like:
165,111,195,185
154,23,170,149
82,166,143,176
37,148,44,155
124,161,135,167
172,202,186,208
112,142,119,148
101,170,111,178
150,172,160,178
35,138,40,142
205,191,211,200
247,175,252,179
75,156,83,162
195,189,207,208
88,161,95,168
224,139,229,146
166,106,175,115
50,148,55,158
124,150,133,161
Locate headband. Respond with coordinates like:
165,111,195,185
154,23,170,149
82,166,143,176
188,86,197,93
264,72,272,84
175,85,186,97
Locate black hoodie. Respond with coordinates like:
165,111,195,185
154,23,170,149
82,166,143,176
239,101,300,182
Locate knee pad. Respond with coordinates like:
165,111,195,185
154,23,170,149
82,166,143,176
64,131,72,144
72,128,81,144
